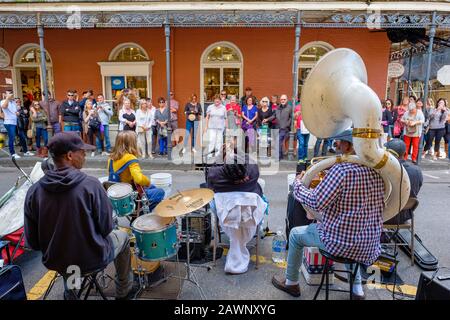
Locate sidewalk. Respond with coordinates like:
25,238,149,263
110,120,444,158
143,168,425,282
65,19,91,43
1,148,448,171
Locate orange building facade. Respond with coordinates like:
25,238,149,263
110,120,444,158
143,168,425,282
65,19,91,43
0,27,391,126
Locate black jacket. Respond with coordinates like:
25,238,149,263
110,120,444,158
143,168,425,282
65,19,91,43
24,166,114,274
59,100,81,124
384,160,423,224
17,108,30,131
207,162,263,197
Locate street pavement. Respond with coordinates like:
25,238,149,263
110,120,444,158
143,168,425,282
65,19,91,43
0,164,449,300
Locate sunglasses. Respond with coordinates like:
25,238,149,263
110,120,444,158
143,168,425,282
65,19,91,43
261,100,269,103
67,94,74,97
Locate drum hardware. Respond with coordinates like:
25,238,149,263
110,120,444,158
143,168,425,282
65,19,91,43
154,188,215,300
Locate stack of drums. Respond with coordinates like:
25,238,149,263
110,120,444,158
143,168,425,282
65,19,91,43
150,173,172,199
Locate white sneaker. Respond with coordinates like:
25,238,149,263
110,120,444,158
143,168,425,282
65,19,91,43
91,152,95,157
192,148,197,154
101,152,110,156
24,151,34,156
12,154,21,159
181,147,186,154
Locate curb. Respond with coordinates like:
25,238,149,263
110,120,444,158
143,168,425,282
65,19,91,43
0,156,447,171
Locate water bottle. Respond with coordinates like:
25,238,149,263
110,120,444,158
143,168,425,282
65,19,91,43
272,231,287,263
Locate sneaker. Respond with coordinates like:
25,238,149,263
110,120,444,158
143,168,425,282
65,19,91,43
192,148,197,154
91,152,95,157
11,154,21,159
24,151,34,156
181,147,186,154
432,155,437,161
102,152,110,156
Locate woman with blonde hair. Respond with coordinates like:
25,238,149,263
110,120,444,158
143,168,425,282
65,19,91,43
108,130,164,212
83,100,103,157
136,98,154,159
30,101,49,158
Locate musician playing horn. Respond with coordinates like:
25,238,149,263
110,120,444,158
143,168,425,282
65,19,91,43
272,129,385,299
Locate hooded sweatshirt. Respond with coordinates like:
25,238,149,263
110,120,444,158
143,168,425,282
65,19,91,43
24,166,114,274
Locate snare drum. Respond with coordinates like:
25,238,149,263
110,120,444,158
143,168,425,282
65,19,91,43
107,183,136,217
132,214,178,261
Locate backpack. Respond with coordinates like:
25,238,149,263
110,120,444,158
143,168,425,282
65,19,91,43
89,116,101,130
108,159,139,182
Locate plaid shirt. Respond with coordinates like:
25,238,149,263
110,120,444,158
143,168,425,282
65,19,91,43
294,162,384,265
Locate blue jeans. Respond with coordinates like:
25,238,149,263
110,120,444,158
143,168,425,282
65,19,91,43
159,136,167,154
286,224,361,285
144,185,165,212
64,124,81,134
96,124,111,152
314,138,330,157
184,120,199,148
17,129,28,153
4,124,17,155
36,127,48,148
296,130,310,160
51,123,61,136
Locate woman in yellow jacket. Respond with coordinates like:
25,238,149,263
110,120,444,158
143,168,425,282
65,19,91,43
108,130,164,212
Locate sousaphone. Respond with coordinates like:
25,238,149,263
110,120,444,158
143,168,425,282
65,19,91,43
300,48,410,222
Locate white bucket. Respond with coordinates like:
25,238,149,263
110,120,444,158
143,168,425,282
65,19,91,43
287,173,296,192
150,173,172,198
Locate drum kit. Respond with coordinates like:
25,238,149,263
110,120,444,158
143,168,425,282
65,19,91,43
106,179,215,300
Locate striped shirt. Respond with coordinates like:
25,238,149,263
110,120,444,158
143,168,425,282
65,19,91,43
294,162,385,265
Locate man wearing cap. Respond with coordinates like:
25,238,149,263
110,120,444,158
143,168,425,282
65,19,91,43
24,132,135,300
272,129,385,299
384,138,423,225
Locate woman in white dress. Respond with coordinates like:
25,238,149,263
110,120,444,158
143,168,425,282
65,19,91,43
135,99,154,159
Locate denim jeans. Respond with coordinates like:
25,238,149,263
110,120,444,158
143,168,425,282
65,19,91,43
17,129,28,153
96,124,111,152
296,130,310,160
4,124,17,155
184,120,199,148
64,124,81,135
286,224,361,285
159,136,167,154
144,185,166,212
36,127,48,148
51,122,61,136
314,138,330,157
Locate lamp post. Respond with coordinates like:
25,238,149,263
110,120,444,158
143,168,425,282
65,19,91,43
164,15,172,161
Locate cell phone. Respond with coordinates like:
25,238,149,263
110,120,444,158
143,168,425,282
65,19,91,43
437,275,450,281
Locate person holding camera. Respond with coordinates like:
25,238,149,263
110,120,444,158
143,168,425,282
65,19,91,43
96,94,113,155
83,100,103,157
1,89,21,158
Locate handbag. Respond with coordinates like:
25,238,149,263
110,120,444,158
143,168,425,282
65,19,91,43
188,114,196,122
26,129,33,139
158,126,168,137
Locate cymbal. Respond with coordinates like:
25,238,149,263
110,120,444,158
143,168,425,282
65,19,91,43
154,188,215,217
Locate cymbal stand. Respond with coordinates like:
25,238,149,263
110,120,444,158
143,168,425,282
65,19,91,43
171,218,209,300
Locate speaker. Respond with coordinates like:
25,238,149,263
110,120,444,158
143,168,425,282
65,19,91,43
416,271,450,300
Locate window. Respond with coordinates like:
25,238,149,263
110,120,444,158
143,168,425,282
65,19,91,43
298,42,334,98
19,48,51,64
201,42,243,105
109,43,149,62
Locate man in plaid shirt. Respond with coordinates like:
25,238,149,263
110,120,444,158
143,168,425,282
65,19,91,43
272,129,385,299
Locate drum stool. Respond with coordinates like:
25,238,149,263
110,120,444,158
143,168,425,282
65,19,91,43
43,267,108,300
313,249,360,300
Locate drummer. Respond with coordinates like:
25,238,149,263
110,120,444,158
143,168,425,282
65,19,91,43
108,130,165,212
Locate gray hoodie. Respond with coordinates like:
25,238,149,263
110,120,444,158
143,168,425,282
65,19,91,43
96,102,113,125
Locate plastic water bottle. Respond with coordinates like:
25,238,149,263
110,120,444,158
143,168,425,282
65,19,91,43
272,231,287,263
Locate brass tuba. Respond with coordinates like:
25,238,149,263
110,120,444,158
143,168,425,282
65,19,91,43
300,48,410,222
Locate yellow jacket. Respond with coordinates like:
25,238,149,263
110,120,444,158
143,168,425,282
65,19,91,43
107,153,150,187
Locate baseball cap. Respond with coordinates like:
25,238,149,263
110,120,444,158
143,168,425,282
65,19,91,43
331,129,353,144
48,132,95,158
384,138,406,159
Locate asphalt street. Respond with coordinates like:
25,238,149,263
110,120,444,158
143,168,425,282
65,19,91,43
1,164,449,300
